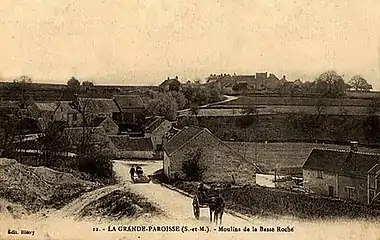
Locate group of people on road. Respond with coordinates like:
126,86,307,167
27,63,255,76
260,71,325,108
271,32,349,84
129,165,144,181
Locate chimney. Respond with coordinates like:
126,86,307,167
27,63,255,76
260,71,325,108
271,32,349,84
350,141,359,152
282,75,286,81
175,76,178,80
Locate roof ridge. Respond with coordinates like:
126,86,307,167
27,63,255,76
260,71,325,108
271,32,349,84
313,148,380,156
204,129,261,172
368,163,379,174
166,127,205,156
146,117,162,129
79,97,113,100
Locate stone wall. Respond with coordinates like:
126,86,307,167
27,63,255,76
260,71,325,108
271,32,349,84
303,169,337,196
168,130,256,185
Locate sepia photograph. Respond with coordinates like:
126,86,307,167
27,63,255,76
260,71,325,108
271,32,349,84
1,0,380,239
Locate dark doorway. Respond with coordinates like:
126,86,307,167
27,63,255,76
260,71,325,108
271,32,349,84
328,186,334,197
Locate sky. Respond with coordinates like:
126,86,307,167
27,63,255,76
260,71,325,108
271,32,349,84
1,0,380,88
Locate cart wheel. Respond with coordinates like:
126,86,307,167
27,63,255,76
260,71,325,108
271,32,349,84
193,196,200,220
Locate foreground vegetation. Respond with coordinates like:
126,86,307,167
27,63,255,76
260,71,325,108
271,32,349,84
78,190,163,220
155,176,380,220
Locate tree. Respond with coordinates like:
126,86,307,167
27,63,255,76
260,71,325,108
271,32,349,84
39,121,70,166
146,93,178,120
67,77,80,89
12,75,32,108
314,71,347,98
170,91,187,110
182,148,207,181
193,88,210,106
348,75,372,91
0,112,18,157
82,81,94,88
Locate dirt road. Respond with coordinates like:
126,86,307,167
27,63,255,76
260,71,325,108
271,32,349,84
113,160,252,226
111,160,380,240
1,160,380,240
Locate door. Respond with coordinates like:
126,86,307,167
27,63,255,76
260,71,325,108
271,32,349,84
328,186,334,197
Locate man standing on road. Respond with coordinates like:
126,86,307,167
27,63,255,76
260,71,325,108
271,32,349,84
129,166,135,182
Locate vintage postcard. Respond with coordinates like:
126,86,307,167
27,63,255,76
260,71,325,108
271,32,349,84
1,1,380,239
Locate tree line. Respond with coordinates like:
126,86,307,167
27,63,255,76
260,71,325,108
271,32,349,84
280,71,372,98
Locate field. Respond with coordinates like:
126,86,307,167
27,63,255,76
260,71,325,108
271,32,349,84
178,114,380,144
221,96,375,107
225,142,380,174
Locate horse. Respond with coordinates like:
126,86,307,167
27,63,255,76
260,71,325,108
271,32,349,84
209,196,225,225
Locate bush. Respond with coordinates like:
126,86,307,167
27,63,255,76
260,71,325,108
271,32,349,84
222,186,380,220
77,152,115,185
181,149,206,181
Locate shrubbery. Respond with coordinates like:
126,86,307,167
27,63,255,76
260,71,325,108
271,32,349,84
182,149,207,181
15,151,116,185
171,182,380,220
76,152,115,185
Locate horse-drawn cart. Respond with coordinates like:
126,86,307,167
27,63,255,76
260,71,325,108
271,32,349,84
132,174,151,183
192,187,221,220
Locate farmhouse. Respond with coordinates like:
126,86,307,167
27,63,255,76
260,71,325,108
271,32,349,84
207,73,284,92
159,76,182,92
110,135,155,159
303,148,380,205
89,116,119,135
28,101,81,130
113,95,145,124
74,98,120,122
62,126,116,154
163,126,257,185
144,116,173,151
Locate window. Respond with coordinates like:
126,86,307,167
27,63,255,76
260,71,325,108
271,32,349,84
347,187,355,200
73,114,77,121
316,170,323,179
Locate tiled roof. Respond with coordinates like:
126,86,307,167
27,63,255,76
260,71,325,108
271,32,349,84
59,101,79,114
62,126,110,146
113,95,145,111
110,135,153,151
33,101,78,113
163,126,205,156
303,148,380,178
78,98,120,114
164,126,261,172
144,116,165,133
368,164,380,175
0,101,19,109
159,78,181,87
34,102,58,112
88,116,107,127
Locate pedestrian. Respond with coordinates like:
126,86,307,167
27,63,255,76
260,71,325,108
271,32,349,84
198,182,208,204
129,165,135,181
136,166,143,177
